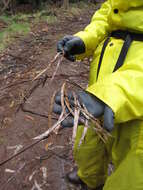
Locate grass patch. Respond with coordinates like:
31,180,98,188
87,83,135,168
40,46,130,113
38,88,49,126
70,1,96,11
0,22,30,51
0,14,30,51
33,10,57,23
0,2,95,51
0,10,58,51
56,1,96,19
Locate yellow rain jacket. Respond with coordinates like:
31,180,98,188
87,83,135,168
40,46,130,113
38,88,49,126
73,1,143,189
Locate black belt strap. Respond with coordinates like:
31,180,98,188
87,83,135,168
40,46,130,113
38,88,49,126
96,30,143,80
113,34,132,72
96,36,110,80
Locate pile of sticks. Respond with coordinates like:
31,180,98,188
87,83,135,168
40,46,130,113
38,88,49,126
33,53,110,146
0,53,110,166
34,82,110,147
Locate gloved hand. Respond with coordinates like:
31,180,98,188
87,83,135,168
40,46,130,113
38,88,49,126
57,35,85,62
53,90,114,132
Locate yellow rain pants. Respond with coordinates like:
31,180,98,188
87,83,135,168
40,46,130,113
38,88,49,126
73,1,143,189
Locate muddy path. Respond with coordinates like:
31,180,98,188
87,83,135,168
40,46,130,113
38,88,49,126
0,6,96,190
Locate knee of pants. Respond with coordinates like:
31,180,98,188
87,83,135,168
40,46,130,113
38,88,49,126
73,125,112,175
73,125,112,188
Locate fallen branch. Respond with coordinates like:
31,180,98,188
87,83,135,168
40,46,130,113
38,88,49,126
16,77,46,113
0,139,42,167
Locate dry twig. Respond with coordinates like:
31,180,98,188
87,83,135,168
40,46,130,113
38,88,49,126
72,92,80,145
33,112,70,140
33,52,62,81
48,91,57,128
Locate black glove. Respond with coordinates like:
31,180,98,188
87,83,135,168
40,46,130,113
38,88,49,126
53,91,114,132
57,35,85,62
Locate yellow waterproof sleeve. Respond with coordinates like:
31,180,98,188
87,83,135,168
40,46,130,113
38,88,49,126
75,1,111,59
87,68,143,124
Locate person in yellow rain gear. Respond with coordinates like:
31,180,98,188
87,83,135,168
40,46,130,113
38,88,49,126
53,1,143,189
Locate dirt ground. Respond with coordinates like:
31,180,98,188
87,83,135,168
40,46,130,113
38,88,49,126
0,5,97,190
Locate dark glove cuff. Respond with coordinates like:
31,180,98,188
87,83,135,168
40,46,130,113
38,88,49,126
71,37,85,55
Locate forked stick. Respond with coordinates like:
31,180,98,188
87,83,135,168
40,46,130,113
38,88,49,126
33,53,62,81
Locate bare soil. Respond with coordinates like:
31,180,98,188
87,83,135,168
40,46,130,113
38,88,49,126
0,7,95,190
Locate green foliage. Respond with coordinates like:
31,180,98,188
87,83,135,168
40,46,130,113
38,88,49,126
0,15,11,24
0,14,30,51
0,9,58,51
0,1,95,51
33,10,57,23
